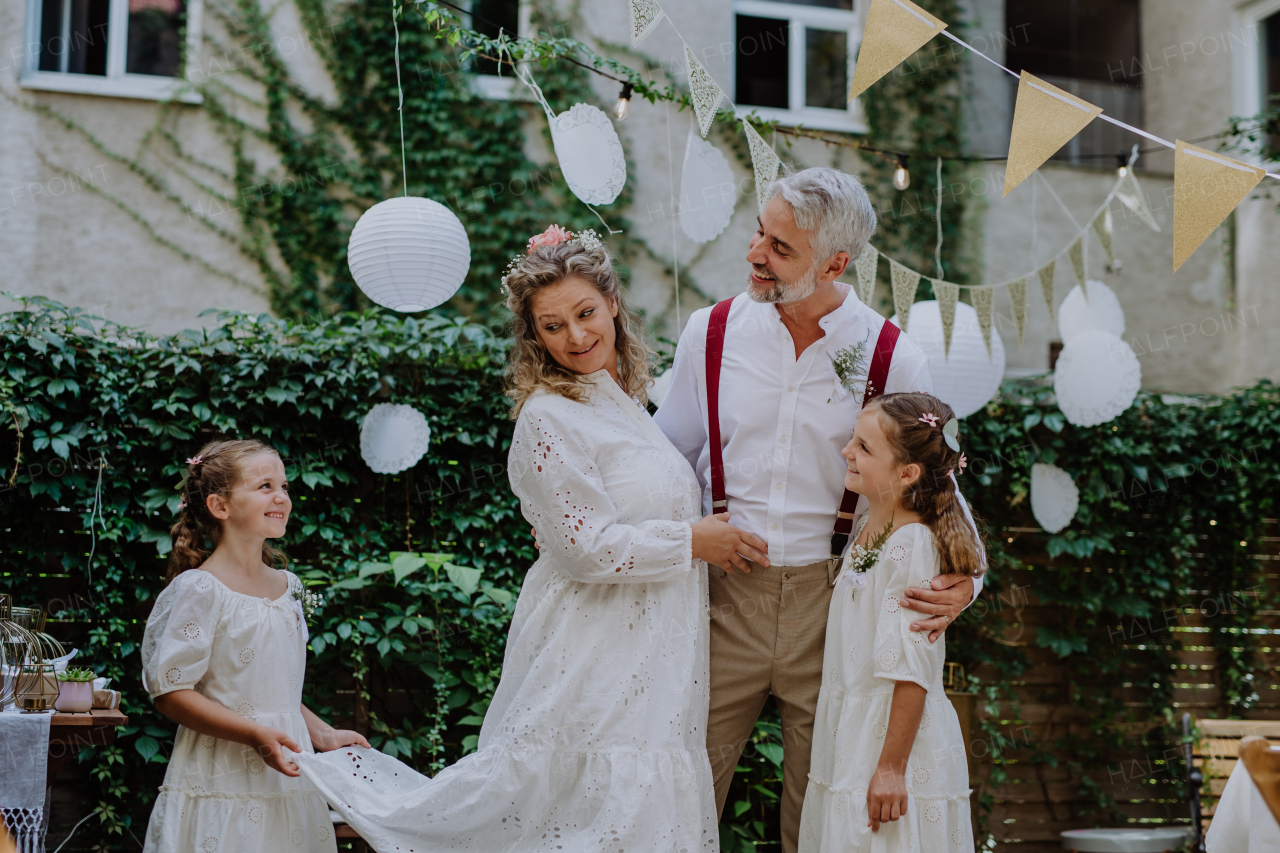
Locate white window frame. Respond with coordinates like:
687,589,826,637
731,0,865,133
20,0,204,102
1231,0,1280,163
462,0,529,100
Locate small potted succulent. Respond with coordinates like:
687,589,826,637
55,667,96,713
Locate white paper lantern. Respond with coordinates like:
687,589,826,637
891,300,1005,419
550,103,627,206
1030,462,1079,533
360,404,431,474
1053,328,1141,427
1058,279,1125,343
347,197,471,313
679,131,736,243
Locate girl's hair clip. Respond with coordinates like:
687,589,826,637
185,454,204,466
918,413,939,427
942,418,960,451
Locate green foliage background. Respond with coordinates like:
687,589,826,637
4,296,1277,850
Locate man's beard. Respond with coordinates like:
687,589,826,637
746,262,820,304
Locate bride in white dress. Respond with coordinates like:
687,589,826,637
294,226,770,852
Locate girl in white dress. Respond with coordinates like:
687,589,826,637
140,439,369,853
799,393,983,852
293,226,769,852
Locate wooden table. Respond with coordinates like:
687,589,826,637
46,709,128,788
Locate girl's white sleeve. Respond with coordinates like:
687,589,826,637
141,571,225,700
508,402,694,584
872,527,946,691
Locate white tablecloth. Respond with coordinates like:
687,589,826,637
0,706,52,852
1206,757,1280,853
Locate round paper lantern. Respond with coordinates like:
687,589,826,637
1030,463,1079,533
679,131,736,243
1058,279,1125,343
550,103,627,206
1053,328,1141,427
360,404,431,474
891,300,1005,419
347,197,471,313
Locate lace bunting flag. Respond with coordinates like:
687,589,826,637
889,259,920,333
1091,208,1114,266
629,0,665,48
1007,277,1027,349
933,279,959,358
685,44,723,138
854,244,879,305
1115,169,1160,232
742,118,780,209
1037,261,1057,324
1067,236,1086,297
971,287,995,358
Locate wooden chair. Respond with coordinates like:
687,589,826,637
1192,718,1280,837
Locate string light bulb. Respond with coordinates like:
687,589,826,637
614,81,634,121
1116,153,1129,179
892,154,910,191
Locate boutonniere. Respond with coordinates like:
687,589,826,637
826,333,871,404
834,515,894,600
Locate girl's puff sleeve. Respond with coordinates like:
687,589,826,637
872,526,947,691
141,570,225,700
508,398,694,584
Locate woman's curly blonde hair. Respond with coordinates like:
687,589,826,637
503,240,653,418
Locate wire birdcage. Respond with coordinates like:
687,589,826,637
1,595,61,712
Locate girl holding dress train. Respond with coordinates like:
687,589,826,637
799,393,983,852
140,439,368,853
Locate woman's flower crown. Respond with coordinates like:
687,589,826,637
500,225,606,295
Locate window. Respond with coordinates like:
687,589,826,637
733,0,864,132
1004,0,1143,164
1230,0,1280,162
21,0,202,101
459,0,526,100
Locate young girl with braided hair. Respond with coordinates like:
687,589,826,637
798,393,983,852
140,438,367,853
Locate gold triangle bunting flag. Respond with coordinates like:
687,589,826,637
972,288,994,358
848,0,947,101
1037,261,1057,324
934,280,959,358
1003,72,1102,196
1173,140,1266,272
889,259,920,332
742,118,781,210
1007,277,1027,349
1092,208,1114,267
855,244,879,305
1067,236,1086,296
629,0,665,48
685,44,724,138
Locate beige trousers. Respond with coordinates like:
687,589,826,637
706,558,836,853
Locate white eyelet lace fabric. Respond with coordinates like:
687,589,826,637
139,570,335,853
799,524,973,852
295,371,716,852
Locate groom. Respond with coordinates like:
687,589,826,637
652,167,982,852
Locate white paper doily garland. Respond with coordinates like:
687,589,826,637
679,130,737,243
1030,463,1079,533
1053,328,1141,427
1058,279,1125,343
360,404,431,474
891,301,1005,419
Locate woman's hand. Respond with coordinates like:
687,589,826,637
313,728,372,752
866,763,909,832
691,512,769,573
251,725,304,777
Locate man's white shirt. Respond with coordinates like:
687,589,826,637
653,285,983,602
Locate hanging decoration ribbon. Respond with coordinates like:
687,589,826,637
1003,72,1102,197
1173,141,1266,272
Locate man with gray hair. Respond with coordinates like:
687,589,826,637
654,166,982,851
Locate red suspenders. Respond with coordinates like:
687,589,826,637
704,296,900,558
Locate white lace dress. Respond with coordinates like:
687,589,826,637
798,523,973,853
294,369,717,852
140,569,337,853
